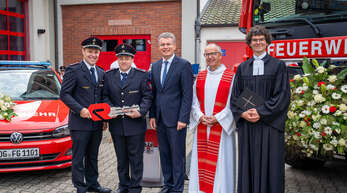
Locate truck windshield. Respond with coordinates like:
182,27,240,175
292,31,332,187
0,69,61,100
253,0,347,25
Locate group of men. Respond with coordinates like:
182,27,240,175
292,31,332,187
60,25,291,193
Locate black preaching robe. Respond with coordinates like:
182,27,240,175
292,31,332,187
230,54,290,193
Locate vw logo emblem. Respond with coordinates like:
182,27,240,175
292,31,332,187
10,132,23,144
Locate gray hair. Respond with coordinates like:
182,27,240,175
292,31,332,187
158,32,176,44
206,43,222,53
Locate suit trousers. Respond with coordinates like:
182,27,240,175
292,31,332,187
70,130,102,193
111,132,145,193
157,119,186,193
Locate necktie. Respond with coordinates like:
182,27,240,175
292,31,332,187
90,67,97,84
161,61,169,86
121,72,127,85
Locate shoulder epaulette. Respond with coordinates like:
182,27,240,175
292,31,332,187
134,67,146,73
106,68,119,73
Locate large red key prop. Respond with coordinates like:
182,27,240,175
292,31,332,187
88,103,111,121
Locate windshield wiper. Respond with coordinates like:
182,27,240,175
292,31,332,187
266,18,321,36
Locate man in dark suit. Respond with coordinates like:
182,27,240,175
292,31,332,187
149,32,193,193
103,43,152,193
60,37,111,193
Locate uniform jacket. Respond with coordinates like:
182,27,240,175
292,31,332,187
103,67,152,136
60,61,105,131
149,55,193,127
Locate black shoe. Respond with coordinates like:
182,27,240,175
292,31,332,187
113,188,128,193
158,187,170,193
87,186,112,193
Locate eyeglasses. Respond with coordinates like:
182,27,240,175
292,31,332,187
251,38,266,43
204,52,219,57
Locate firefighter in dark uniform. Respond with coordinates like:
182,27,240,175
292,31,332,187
60,37,112,193
103,43,152,193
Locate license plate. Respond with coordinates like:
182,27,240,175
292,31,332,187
0,148,40,160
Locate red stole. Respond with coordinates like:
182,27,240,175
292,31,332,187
196,69,233,193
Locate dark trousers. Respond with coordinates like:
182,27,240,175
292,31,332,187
70,130,102,193
157,120,186,193
111,132,145,193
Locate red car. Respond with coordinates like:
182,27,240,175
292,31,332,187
0,61,72,172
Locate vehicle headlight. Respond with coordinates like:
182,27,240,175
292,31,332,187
53,125,70,138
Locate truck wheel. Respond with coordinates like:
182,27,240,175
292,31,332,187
285,157,325,169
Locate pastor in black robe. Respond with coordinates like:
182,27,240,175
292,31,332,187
230,54,291,193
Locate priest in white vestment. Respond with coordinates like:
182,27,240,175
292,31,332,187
188,43,236,193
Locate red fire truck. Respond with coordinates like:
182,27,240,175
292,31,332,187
239,0,347,168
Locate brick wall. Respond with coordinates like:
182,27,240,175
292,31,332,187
62,1,182,66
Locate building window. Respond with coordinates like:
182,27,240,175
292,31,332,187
0,0,25,60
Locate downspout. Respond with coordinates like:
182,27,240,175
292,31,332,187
194,0,201,65
54,0,59,71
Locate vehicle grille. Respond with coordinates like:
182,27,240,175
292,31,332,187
0,160,71,169
0,131,56,142
0,153,59,163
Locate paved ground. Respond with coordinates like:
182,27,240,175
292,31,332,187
1,130,347,193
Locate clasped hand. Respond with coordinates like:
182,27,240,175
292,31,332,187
241,108,260,123
200,115,218,126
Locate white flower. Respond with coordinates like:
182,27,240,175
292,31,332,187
0,105,7,111
344,112,347,120
334,129,341,134
323,144,334,151
287,111,295,119
329,65,337,69
324,127,332,135
321,105,330,114
316,66,326,73
328,75,337,83
290,103,296,110
299,121,306,127
312,114,321,121
307,101,316,106
297,100,305,106
326,84,335,90
293,74,301,80
313,122,321,129
331,139,338,147
334,110,342,116
338,139,346,147
320,118,327,125
299,112,306,118
314,132,321,139
0,100,3,106
332,93,341,100
332,122,340,126
303,110,312,115
314,94,326,103
295,87,303,94
314,85,319,89
302,85,308,91
340,104,347,112
341,85,347,93
4,102,10,108
0,114,3,120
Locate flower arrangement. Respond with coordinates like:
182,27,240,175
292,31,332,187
285,58,347,159
0,92,16,122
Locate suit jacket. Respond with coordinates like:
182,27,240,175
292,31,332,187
149,55,193,127
60,61,105,131
103,67,152,136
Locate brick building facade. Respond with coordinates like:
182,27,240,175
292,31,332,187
61,0,182,66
